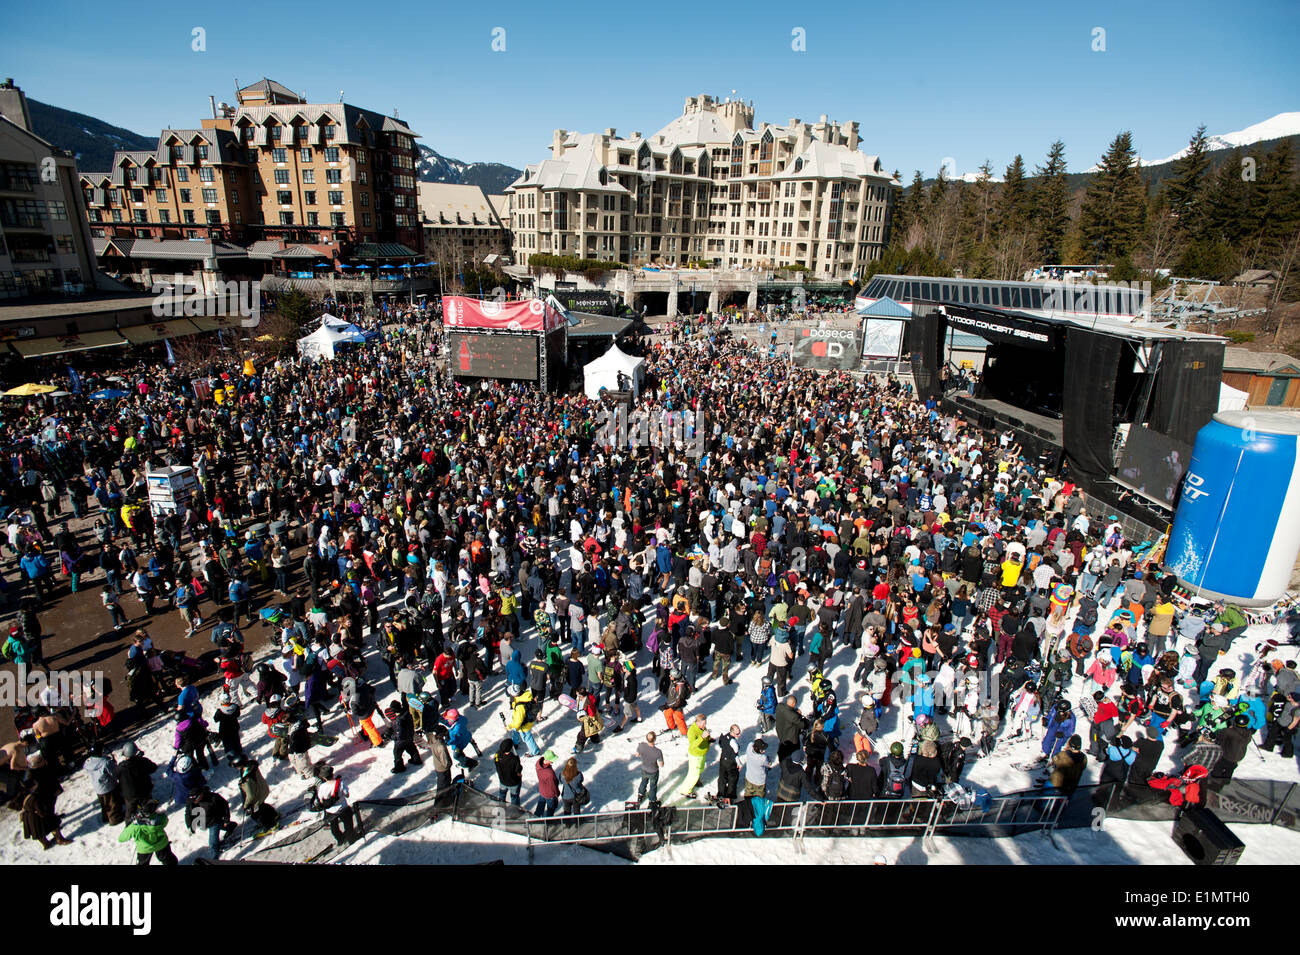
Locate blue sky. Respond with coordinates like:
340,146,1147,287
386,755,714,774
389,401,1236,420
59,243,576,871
3,0,1297,179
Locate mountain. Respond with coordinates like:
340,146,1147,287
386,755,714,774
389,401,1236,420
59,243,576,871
26,98,156,172
416,144,520,195
1083,111,1300,172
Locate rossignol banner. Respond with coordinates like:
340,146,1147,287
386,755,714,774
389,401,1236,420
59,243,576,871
791,325,861,370
441,296,564,332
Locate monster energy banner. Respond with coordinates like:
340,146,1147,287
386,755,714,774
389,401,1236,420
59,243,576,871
792,325,862,370
561,291,618,315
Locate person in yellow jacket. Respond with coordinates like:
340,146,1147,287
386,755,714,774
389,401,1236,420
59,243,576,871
505,688,542,756
499,585,521,640
680,714,713,799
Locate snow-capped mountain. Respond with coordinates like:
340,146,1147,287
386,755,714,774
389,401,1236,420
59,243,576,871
415,144,521,195
1084,111,1300,172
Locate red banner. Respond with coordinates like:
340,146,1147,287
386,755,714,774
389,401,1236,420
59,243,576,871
441,296,564,332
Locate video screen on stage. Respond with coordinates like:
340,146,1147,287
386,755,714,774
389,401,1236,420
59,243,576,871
1115,425,1192,509
448,332,539,381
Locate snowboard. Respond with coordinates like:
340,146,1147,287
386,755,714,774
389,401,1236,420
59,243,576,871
556,693,579,712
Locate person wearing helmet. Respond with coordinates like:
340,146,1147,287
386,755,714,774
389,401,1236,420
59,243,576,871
1210,711,1255,782
1041,699,1076,760
118,798,176,865
879,741,912,798
663,669,690,738
757,677,778,732
169,752,205,806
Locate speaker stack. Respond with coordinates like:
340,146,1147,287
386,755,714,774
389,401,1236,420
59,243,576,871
1172,807,1244,865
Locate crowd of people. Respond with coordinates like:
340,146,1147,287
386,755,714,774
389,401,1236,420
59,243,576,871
0,304,1296,862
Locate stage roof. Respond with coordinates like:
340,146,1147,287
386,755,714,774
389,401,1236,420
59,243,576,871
939,303,1224,345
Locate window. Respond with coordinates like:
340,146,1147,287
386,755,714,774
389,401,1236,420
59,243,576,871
302,169,315,184
0,163,37,192
47,200,67,219
231,191,239,205
234,211,241,224
133,210,147,223
328,191,343,206
202,188,218,203
179,189,191,203
158,209,170,224
111,210,123,222
55,234,75,254
360,192,369,207
279,212,294,225
183,209,195,224
306,211,318,226
324,147,340,163
205,210,221,224
130,189,144,204
300,148,312,163
362,213,371,227
357,150,366,164
274,169,290,185
199,167,214,182
155,189,167,203
359,171,368,185
277,191,292,205
270,126,282,142
326,169,341,184
323,125,336,140
304,191,316,205
331,212,345,226
176,167,189,182
1266,377,1290,406
272,148,287,164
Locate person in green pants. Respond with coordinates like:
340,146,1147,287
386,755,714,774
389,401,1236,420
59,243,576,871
680,714,714,798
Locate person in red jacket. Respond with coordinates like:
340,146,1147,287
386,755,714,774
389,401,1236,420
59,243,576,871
1089,691,1120,760
535,753,559,817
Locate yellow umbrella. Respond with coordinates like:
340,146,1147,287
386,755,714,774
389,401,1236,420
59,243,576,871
4,383,57,396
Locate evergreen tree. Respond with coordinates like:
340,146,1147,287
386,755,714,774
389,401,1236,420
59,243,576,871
1200,148,1251,246
1079,131,1148,261
1163,125,1211,238
1033,141,1070,264
1247,139,1300,261
997,155,1031,229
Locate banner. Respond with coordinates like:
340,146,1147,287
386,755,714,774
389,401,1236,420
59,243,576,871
945,308,1057,350
791,326,861,370
442,296,564,332
862,318,904,359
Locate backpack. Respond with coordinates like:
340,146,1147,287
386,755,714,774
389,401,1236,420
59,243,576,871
823,767,846,800
884,759,908,796
922,550,938,572
1078,597,1099,628
299,649,317,676
521,696,542,724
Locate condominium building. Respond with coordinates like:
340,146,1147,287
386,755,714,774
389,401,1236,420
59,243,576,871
80,78,421,260
0,79,104,298
506,94,897,279
417,182,509,273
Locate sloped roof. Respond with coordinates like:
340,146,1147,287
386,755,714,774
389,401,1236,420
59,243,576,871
238,78,301,100
651,110,737,146
857,295,912,317
508,136,629,194
1223,347,1300,375
272,245,329,259
774,140,889,180
418,182,503,228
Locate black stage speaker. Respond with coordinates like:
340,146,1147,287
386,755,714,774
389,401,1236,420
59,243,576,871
1173,807,1244,865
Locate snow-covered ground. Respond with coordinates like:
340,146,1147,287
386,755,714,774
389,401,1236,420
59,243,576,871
3,577,1296,866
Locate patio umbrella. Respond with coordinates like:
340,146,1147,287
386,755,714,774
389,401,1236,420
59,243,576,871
355,265,372,270
4,383,57,396
88,388,131,400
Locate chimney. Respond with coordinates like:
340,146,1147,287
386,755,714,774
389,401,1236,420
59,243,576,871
209,95,218,120
0,78,33,132
605,127,616,137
